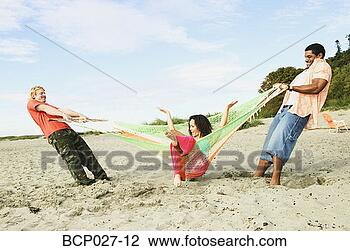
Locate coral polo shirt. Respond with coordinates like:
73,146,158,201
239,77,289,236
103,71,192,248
27,100,71,138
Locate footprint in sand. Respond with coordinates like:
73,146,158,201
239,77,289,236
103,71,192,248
283,176,326,189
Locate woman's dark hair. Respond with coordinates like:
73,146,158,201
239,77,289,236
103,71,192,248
188,114,212,137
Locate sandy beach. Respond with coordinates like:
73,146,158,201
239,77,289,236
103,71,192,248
1,109,349,231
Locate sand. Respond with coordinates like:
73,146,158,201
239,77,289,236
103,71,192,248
0,109,349,231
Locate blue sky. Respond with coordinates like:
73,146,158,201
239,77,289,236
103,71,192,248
1,0,349,136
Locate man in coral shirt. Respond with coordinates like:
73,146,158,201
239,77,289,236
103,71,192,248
27,86,109,185
254,43,332,185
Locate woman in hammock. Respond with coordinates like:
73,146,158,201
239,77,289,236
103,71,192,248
159,100,238,187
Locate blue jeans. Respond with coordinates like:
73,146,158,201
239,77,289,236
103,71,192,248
260,106,310,166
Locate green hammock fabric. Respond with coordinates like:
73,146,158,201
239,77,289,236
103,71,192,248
113,87,281,160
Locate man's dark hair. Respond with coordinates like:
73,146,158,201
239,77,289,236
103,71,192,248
188,114,212,137
305,43,326,58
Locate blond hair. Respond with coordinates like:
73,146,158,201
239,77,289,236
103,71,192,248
28,85,45,100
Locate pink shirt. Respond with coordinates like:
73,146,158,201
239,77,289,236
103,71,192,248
170,135,209,180
279,58,332,129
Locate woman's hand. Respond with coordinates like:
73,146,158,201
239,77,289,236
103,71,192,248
226,100,238,110
158,107,170,114
158,107,175,131
220,100,238,128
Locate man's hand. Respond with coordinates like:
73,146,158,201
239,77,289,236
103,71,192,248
77,115,89,123
273,83,288,90
62,113,73,122
278,83,289,91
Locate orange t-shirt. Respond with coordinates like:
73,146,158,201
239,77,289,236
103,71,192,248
27,100,71,138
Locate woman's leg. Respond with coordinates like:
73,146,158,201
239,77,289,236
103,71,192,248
167,131,186,186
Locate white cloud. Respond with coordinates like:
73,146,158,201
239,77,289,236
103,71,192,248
144,0,242,23
0,38,38,63
272,0,324,22
156,26,224,52
0,1,37,63
0,91,27,103
162,58,244,89
30,0,225,53
326,1,350,33
0,0,33,31
0,0,240,57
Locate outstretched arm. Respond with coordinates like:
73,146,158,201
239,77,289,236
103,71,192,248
219,100,238,128
59,108,86,118
36,104,73,121
59,108,89,122
159,108,176,131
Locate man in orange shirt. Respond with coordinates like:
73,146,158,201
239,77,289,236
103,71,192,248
27,86,109,185
254,43,332,185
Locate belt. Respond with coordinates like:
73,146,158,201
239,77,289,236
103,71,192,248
48,128,74,140
283,105,293,109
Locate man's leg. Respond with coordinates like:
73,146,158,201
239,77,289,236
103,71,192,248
264,112,309,185
49,131,94,185
254,111,284,177
254,159,271,177
271,155,283,185
73,133,109,180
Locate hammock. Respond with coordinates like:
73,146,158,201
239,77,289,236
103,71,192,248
112,86,283,162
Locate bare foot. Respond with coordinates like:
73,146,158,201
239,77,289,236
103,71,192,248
253,159,271,177
253,172,264,177
269,179,281,186
165,130,178,146
173,174,181,187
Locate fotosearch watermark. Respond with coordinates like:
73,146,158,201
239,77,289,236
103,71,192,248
40,149,314,172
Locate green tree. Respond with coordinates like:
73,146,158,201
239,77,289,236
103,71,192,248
145,117,187,125
327,48,350,68
258,67,303,118
324,63,350,109
346,34,350,48
335,40,342,54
